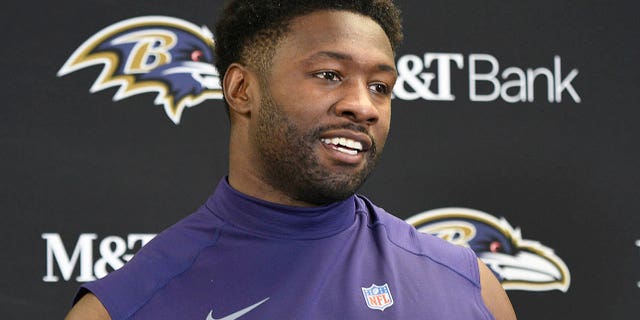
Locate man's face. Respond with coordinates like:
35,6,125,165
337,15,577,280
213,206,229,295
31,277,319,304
250,10,396,205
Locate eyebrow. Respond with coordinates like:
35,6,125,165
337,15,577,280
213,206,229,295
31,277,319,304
306,51,397,75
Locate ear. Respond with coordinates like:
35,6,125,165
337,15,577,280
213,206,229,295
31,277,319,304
223,63,257,116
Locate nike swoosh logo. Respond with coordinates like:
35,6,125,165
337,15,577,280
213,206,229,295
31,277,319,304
206,297,269,320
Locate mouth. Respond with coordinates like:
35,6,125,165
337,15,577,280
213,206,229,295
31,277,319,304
317,127,374,165
320,137,365,156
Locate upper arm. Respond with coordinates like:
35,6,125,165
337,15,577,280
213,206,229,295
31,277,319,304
64,292,111,320
478,258,517,320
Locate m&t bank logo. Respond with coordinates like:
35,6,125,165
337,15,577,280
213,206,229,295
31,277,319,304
42,233,156,282
393,53,581,104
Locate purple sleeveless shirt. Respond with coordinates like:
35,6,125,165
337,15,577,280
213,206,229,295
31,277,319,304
77,179,493,319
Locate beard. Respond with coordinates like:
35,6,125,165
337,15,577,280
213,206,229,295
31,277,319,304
253,88,382,206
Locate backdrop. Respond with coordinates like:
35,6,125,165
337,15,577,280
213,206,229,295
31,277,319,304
2,0,639,318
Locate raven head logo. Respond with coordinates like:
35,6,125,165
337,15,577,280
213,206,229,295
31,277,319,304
58,16,222,124
406,207,570,292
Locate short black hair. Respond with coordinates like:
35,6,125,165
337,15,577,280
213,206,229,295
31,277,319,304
214,0,403,79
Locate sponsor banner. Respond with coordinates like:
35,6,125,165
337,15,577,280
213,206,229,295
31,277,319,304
406,208,570,292
58,16,581,127
4,0,639,318
42,233,155,282
393,53,581,103
57,16,222,124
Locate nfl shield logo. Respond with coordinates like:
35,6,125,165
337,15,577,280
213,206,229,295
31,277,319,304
361,283,394,311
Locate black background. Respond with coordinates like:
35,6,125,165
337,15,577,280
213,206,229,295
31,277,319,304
2,0,639,318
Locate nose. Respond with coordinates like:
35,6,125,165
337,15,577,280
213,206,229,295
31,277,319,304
334,81,380,125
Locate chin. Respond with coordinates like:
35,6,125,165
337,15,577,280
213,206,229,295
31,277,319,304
293,173,369,205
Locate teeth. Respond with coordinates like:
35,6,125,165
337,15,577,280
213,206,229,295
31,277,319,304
335,146,358,155
321,137,363,152
345,139,362,150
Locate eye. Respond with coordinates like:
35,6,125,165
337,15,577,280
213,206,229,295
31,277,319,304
489,241,503,253
369,83,390,95
313,71,342,82
191,50,204,62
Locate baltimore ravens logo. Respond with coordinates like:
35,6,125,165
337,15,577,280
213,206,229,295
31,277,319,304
57,16,222,124
406,207,570,292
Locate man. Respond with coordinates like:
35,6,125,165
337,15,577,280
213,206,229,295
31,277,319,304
66,0,516,319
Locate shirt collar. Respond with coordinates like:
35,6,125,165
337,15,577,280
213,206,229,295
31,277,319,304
206,177,357,239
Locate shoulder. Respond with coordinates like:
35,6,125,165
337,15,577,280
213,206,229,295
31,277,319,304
478,259,517,319
355,196,517,319
77,206,225,319
122,206,225,273
354,195,480,284
65,292,111,320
